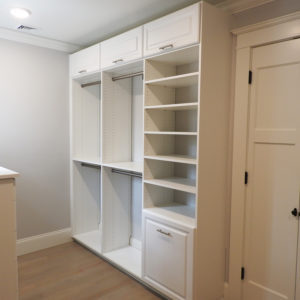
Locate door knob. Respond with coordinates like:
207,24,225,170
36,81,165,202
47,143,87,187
291,208,299,217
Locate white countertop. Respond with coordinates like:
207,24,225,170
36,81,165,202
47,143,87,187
0,167,19,179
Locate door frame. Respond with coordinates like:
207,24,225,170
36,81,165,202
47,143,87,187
228,12,300,300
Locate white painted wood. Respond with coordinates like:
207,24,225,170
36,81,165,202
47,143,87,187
72,80,101,164
73,230,102,255
72,162,101,236
0,178,18,300
17,228,72,256
101,27,143,69
101,166,131,253
70,44,100,77
0,167,19,179
143,3,200,57
145,72,199,88
242,39,300,300
102,162,143,173
103,246,141,278
144,102,198,111
101,72,132,163
228,47,251,300
144,154,196,165
143,214,194,300
144,131,197,136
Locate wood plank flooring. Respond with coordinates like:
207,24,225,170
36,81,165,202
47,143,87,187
18,242,163,300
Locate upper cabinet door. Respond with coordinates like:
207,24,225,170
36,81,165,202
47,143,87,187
101,27,143,69
144,3,200,57
70,44,101,77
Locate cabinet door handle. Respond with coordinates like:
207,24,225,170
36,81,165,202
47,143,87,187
159,44,174,51
157,229,171,237
113,58,124,64
78,69,87,74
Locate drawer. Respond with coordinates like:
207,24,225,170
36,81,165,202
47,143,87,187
101,27,143,69
143,215,194,300
70,44,100,77
143,3,200,57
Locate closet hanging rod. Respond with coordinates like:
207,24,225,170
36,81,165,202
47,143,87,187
112,71,144,82
81,163,101,169
111,168,142,178
81,80,101,88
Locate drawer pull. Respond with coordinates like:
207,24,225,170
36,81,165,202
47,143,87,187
78,69,87,74
157,229,171,237
159,44,174,51
113,58,124,64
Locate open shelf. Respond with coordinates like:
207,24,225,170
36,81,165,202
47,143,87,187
103,246,142,278
72,158,101,166
145,102,198,111
144,154,196,165
144,206,196,228
73,230,102,255
145,131,197,136
144,177,196,194
102,161,142,173
145,72,199,88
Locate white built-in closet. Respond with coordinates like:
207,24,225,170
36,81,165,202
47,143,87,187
70,2,232,299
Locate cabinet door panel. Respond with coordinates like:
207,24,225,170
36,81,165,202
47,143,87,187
70,44,100,77
101,27,143,69
144,3,200,56
144,218,188,298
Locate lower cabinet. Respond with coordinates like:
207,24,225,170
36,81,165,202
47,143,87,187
142,212,194,300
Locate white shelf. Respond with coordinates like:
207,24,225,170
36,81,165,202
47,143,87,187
144,154,197,165
102,161,143,173
145,72,199,88
144,205,196,229
144,177,196,194
145,131,197,136
73,230,102,255
103,246,142,278
145,102,198,111
73,158,101,166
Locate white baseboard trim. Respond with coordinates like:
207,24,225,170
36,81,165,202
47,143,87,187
17,228,72,256
130,237,142,251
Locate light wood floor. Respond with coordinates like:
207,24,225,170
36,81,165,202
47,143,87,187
18,242,163,300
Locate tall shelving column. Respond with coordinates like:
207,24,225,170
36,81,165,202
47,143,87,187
143,45,200,226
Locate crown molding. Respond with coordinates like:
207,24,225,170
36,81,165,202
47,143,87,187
232,10,300,35
0,27,80,53
217,0,275,14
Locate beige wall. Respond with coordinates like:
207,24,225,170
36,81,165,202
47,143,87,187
0,39,70,239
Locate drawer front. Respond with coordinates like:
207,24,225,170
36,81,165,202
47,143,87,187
101,27,143,69
70,44,100,77
144,218,189,298
144,3,200,57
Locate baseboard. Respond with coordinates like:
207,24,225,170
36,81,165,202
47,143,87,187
17,228,72,256
223,282,229,300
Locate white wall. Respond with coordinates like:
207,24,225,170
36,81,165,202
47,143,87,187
0,39,70,239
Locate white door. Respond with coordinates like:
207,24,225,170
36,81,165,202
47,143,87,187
243,38,300,300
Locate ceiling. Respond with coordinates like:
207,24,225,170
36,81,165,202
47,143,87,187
0,0,225,48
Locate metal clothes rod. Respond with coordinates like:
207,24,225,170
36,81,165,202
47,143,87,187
112,71,144,82
81,163,101,169
111,168,142,178
81,80,101,88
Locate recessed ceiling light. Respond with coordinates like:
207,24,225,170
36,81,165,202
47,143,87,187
10,8,31,19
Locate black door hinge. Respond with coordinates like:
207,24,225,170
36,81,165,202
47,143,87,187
241,267,245,280
244,172,248,185
248,70,252,84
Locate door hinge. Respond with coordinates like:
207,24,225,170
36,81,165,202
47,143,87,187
241,267,245,280
244,172,248,185
248,70,252,84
